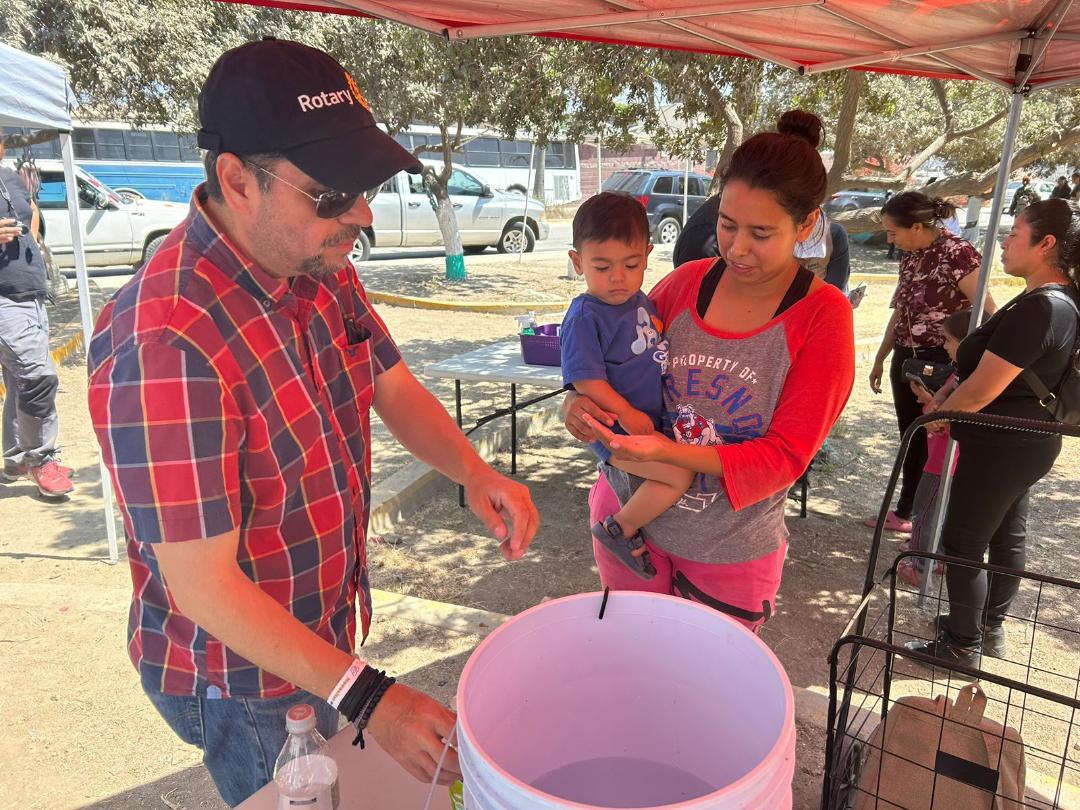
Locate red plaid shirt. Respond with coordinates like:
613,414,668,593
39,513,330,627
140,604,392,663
87,188,400,698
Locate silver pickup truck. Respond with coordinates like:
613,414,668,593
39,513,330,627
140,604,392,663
353,161,549,261
19,160,187,269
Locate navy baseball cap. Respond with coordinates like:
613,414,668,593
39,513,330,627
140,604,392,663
197,38,422,194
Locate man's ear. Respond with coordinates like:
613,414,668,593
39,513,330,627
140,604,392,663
216,153,261,217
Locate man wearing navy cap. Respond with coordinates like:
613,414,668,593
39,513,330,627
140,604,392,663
87,39,538,804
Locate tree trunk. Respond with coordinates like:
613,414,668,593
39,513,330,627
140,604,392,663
709,98,743,195
430,126,466,280
826,71,866,195
531,153,546,201
434,191,466,279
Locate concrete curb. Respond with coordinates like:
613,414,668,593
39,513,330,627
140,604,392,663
849,272,1024,286
367,289,569,315
368,398,565,536
367,273,1024,315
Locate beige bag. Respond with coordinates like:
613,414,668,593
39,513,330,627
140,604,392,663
856,683,1025,809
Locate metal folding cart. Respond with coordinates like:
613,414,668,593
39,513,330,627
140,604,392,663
822,412,1080,809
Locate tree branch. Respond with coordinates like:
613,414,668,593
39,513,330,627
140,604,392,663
931,80,953,133
835,123,1080,234
952,107,1008,141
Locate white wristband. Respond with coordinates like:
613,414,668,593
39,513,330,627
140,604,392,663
327,659,366,710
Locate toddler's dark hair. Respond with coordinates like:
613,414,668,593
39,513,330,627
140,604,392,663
943,308,974,341
572,192,651,250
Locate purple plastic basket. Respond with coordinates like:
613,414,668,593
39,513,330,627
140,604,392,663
520,324,561,366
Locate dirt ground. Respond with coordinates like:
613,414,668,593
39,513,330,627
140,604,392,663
2,243,1075,809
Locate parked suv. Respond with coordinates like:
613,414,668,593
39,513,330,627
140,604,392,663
825,189,890,213
601,169,712,245
352,161,549,261
21,160,186,269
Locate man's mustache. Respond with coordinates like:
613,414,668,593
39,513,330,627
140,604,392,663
323,227,362,248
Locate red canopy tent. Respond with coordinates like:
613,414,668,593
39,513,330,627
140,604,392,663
237,0,1080,90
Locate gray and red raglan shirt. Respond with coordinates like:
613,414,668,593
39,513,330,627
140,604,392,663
631,259,855,564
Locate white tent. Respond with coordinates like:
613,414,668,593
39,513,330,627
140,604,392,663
0,42,119,563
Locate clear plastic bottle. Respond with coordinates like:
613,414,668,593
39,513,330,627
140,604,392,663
274,703,340,810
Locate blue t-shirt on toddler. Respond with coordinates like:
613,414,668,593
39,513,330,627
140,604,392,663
560,291,668,462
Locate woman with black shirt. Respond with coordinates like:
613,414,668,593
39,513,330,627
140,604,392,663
908,198,1080,665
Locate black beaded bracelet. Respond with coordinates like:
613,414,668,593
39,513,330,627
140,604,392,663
338,665,382,723
343,668,396,749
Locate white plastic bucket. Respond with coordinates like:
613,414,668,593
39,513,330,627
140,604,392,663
456,592,795,809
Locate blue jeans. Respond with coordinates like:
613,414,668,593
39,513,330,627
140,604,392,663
145,686,340,806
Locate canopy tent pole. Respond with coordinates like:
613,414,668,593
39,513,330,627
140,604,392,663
60,132,120,564
971,92,1025,320
517,143,535,264
920,90,1025,601
1017,0,1075,89
596,135,602,196
682,159,690,225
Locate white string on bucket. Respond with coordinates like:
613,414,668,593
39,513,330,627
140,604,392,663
422,725,459,810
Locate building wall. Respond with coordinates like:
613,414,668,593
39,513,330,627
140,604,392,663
578,143,713,197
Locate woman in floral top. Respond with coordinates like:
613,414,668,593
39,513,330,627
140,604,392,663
867,192,996,532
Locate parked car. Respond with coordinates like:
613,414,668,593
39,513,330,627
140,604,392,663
14,160,187,269
825,188,890,214
1004,179,1055,205
601,169,712,245
353,161,549,261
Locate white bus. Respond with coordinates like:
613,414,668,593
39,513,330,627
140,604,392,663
387,125,581,204
4,120,582,205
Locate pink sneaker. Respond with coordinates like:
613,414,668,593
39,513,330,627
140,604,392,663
896,558,921,588
863,511,913,533
29,460,75,498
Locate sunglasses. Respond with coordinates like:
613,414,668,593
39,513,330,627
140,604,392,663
244,160,363,219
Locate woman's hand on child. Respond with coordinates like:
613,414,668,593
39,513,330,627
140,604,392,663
619,409,657,436
563,391,618,443
585,414,671,463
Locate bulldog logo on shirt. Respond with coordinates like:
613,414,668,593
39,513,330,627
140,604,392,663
672,403,720,446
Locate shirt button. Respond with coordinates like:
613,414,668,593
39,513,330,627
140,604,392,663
262,298,273,310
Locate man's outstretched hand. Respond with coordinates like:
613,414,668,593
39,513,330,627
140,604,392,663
463,468,539,560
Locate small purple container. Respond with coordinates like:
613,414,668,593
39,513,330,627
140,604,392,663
520,324,561,367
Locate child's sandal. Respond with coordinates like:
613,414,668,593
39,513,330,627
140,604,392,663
591,516,657,580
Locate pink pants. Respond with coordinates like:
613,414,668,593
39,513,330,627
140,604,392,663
589,474,787,633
